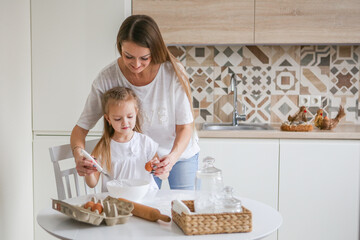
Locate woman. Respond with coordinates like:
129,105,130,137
71,15,200,190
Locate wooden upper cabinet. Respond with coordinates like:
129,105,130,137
255,0,360,44
132,0,254,45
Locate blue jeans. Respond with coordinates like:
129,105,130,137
153,153,199,190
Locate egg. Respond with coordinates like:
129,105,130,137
145,161,153,172
91,203,103,214
84,201,95,210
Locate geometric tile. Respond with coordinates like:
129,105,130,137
300,66,330,95
213,94,236,123
300,45,330,66
329,63,359,96
330,45,359,99
187,66,214,124
326,95,357,123
272,45,300,67
168,46,186,66
213,67,244,97
213,67,232,95
214,46,243,66
186,46,215,66
271,95,298,123
242,94,271,123
211,66,247,124
199,109,213,123
343,96,358,123
242,45,272,66
231,66,273,95
178,44,360,124
331,45,359,65
188,67,213,90
221,102,234,115
272,67,300,95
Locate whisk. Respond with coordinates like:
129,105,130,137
81,149,114,180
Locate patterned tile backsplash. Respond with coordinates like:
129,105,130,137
168,45,360,124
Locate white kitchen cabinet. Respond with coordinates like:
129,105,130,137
198,138,279,240
33,135,101,240
278,139,360,240
31,0,130,133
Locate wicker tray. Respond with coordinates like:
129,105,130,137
171,200,252,235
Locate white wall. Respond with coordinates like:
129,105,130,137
32,0,131,133
0,0,33,239
0,0,131,239
31,1,131,239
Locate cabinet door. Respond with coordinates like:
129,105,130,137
279,139,360,240
255,0,360,44
33,135,100,240
133,0,254,44
199,138,279,240
31,0,130,132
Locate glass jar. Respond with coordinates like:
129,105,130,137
219,186,243,213
194,156,224,213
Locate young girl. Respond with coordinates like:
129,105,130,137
84,87,160,190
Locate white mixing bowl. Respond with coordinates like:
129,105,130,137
106,179,150,202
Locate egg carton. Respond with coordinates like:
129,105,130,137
52,195,134,226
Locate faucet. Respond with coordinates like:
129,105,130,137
230,73,246,125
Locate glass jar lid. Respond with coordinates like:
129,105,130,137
199,156,222,175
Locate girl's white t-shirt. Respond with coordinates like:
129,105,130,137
101,131,159,191
77,60,200,159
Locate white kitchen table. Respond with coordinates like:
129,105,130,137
37,190,282,240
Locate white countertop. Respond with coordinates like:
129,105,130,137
198,123,360,140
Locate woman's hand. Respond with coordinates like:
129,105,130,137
147,155,168,180
73,147,97,176
153,123,193,177
154,154,177,177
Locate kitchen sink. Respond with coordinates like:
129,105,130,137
202,122,274,131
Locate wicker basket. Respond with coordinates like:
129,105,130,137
171,200,252,235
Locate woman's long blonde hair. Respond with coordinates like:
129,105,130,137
92,87,142,172
116,15,194,118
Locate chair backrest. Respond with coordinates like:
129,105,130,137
49,139,100,200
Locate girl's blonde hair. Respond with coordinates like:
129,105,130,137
116,15,194,118
92,87,142,172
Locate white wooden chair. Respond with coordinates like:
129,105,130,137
49,139,100,200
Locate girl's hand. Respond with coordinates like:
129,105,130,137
73,147,97,176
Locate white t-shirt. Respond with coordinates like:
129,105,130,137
77,60,200,159
101,131,159,191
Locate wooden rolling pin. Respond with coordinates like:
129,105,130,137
118,198,171,222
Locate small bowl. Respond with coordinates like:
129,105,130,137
106,179,150,202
